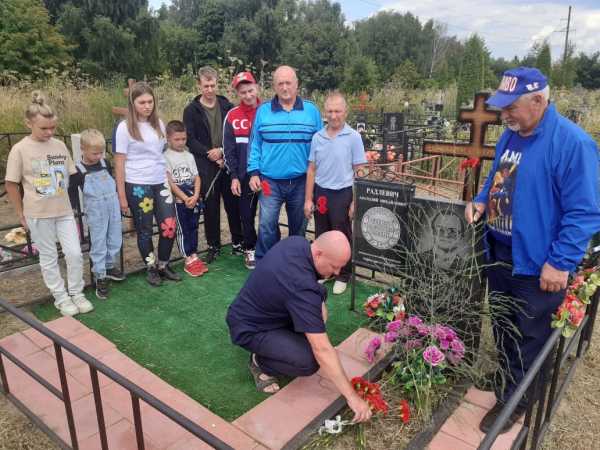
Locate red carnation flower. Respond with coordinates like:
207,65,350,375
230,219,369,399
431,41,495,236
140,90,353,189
400,399,410,424
316,196,328,215
261,180,272,196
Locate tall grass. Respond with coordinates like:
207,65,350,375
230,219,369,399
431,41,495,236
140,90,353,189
1,75,599,178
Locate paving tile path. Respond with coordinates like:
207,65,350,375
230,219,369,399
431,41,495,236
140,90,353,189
428,387,523,450
0,317,263,450
0,318,390,450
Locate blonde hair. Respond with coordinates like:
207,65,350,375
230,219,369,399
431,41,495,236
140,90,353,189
80,129,106,151
25,91,56,121
127,81,163,141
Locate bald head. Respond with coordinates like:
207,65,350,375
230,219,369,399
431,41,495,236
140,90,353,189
273,65,297,83
312,231,351,279
272,65,298,108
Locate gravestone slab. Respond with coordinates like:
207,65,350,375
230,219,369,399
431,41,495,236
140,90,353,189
353,179,415,276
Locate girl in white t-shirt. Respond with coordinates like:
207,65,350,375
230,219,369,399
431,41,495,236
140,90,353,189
114,82,180,286
4,92,94,316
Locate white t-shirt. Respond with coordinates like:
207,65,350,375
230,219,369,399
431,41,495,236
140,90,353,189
115,120,167,185
164,148,198,185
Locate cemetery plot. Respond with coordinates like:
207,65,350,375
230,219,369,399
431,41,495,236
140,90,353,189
31,249,378,422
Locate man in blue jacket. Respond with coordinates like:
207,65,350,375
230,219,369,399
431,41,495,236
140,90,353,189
247,65,322,261
466,67,600,433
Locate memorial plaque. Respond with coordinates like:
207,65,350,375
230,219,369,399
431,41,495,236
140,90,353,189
410,196,477,271
406,195,484,354
353,179,415,274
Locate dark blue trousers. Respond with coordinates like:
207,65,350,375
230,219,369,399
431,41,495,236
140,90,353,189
174,184,201,258
486,263,564,405
239,175,258,250
233,327,319,377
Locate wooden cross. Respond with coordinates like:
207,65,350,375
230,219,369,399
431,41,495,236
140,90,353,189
422,92,502,200
423,92,501,160
111,79,136,118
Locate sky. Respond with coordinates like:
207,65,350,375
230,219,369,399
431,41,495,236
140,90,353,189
148,0,600,60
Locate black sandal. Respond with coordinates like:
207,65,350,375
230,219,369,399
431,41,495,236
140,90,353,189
248,354,280,394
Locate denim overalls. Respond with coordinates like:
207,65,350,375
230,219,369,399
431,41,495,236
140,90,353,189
77,159,122,278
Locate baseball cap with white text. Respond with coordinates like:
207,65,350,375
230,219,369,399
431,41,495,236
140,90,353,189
232,72,257,89
486,67,548,108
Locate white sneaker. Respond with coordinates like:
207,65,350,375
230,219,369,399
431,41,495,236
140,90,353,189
244,250,256,270
55,297,79,317
318,277,333,284
72,294,94,314
333,280,348,295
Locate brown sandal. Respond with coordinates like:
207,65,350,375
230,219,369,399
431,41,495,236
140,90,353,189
248,354,280,394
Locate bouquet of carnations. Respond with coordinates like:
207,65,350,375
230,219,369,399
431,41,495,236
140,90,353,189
363,288,406,323
552,267,600,337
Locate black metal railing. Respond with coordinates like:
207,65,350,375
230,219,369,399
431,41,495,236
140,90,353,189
0,298,234,450
478,287,599,449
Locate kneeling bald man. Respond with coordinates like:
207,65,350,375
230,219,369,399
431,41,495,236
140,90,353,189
226,231,372,422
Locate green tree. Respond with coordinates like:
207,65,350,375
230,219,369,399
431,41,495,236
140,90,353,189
81,16,137,78
456,34,492,110
534,41,552,79
159,21,202,76
575,52,600,89
343,54,379,93
0,0,72,78
279,0,349,92
552,43,577,88
354,11,431,81
390,60,422,89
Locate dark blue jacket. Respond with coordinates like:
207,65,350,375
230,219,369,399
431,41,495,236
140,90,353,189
476,103,600,275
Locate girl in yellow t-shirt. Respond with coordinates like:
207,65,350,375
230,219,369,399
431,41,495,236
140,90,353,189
4,92,94,316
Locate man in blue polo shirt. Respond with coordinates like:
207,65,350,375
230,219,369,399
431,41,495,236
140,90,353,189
466,67,600,434
226,231,372,423
304,92,366,295
247,65,322,261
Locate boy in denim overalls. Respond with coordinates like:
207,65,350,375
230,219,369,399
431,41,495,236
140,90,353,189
70,129,125,299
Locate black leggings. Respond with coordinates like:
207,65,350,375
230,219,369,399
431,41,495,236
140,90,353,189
125,182,176,265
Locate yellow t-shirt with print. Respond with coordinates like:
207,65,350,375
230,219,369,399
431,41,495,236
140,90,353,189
5,136,76,218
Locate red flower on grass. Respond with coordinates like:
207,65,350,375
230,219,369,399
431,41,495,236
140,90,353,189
160,217,176,239
261,180,272,196
400,399,410,424
316,196,328,215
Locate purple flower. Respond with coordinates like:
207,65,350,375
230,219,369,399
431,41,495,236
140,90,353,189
387,320,403,333
432,324,458,342
423,345,445,366
450,338,465,354
365,337,382,363
398,326,413,338
403,339,423,351
439,339,450,351
384,331,399,343
416,324,430,336
407,316,423,327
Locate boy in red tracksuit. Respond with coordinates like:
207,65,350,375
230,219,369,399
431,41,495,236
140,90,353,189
223,72,260,269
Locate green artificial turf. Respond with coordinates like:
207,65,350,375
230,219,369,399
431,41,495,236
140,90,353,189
33,247,377,421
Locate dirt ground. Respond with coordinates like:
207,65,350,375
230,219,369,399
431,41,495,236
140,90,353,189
1,191,599,449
